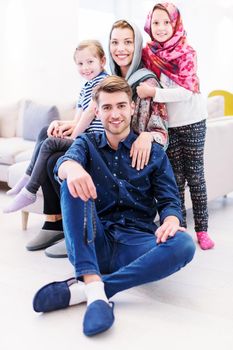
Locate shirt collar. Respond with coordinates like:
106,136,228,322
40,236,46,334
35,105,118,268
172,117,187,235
98,130,137,150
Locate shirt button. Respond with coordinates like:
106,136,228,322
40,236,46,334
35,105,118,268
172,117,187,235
115,156,118,160
113,173,117,177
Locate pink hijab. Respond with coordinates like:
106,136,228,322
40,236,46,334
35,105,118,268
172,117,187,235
142,2,199,93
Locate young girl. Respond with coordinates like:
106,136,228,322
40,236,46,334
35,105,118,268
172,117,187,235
137,2,214,250
4,40,108,213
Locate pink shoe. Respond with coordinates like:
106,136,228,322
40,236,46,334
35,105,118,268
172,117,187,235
196,231,215,250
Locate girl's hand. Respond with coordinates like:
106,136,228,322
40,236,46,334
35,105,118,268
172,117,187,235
47,120,61,137
136,82,156,99
130,132,153,170
57,123,76,138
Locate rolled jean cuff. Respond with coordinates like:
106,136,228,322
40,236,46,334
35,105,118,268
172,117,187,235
75,269,101,279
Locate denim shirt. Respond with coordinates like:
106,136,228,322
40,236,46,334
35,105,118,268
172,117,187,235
55,131,182,234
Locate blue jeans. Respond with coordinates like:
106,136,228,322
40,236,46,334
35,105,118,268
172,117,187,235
61,181,195,299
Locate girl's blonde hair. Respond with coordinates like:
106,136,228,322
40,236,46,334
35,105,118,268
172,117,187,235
73,40,105,62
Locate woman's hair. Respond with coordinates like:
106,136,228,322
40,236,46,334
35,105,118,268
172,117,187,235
92,76,132,104
73,39,105,62
109,20,134,40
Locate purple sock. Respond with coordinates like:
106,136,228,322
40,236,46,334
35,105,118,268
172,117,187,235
3,188,36,213
7,174,30,196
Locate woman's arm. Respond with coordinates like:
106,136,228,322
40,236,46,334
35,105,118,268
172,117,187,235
131,77,169,170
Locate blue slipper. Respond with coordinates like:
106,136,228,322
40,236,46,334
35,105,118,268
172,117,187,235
83,300,115,336
33,278,76,312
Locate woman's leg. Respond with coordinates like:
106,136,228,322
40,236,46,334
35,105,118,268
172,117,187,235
25,152,64,251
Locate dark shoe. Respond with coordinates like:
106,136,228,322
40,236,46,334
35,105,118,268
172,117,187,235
33,278,76,312
83,300,115,336
26,229,64,251
44,239,67,258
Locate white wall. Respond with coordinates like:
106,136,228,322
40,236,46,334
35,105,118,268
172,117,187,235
0,0,233,104
0,0,79,104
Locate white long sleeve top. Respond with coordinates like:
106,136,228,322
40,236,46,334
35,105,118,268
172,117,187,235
154,73,208,128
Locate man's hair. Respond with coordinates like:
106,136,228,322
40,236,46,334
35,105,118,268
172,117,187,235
73,39,105,62
92,76,132,104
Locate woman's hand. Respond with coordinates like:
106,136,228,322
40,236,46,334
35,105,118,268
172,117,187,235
130,132,153,170
136,82,156,99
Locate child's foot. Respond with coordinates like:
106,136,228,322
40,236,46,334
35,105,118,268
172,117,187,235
7,174,30,195
196,231,215,250
3,188,36,213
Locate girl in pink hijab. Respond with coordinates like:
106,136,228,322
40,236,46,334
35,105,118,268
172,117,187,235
137,3,214,250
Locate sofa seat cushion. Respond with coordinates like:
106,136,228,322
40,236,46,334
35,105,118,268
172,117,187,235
0,137,35,165
7,160,42,196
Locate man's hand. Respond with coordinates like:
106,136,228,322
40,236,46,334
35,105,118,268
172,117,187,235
155,216,186,244
130,132,153,170
136,82,156,99
59,161,97,201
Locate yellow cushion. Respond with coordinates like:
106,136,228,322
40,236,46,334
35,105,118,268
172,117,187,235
208,90,233,116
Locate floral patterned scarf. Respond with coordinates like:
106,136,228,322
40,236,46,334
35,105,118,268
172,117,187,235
142,2,199,93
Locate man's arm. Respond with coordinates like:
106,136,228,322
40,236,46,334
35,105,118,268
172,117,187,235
58,160,97,201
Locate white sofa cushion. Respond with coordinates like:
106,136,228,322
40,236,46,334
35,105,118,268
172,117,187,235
0,137,35,165
0,102,19,137
207,95,224,119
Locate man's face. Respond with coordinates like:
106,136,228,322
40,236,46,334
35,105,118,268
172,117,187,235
95,91,135,138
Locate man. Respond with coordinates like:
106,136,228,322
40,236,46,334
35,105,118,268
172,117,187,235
33,76,195,337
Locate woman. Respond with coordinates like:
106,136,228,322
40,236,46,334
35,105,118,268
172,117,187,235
109,20,168,170
27,20,169,257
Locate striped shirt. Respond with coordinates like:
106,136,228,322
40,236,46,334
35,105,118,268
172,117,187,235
76,71,108,133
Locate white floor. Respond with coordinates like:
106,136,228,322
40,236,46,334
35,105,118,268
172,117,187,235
0,182,233,350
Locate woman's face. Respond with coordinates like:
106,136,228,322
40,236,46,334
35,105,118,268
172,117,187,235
110,27,135,77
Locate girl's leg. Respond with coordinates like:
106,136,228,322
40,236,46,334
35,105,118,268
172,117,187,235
25,126,49,175
26,137,73,194
6,126,48,195
167,127,187,227
181,120,214,249
4,138,73,213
